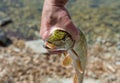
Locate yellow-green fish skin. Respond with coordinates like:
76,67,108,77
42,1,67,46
72,29,87,83
48,30,67,42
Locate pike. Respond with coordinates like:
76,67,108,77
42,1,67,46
42,28,87,83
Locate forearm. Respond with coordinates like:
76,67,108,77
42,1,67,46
44,0,69,6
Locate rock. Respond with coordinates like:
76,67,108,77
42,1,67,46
105,42,113,47
90,4,99,8
83,78,99,83
13,39,25,49
0,11,6,18
25,39,48,54
0,17,13,27
46,78,73,83
117,44,120,50
0,29,12,47
115,61,120,65
46,78,99,83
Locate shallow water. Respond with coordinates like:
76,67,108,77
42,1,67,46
0,0,119,42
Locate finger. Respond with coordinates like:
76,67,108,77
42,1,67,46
40,18,52,40
57,15,79,40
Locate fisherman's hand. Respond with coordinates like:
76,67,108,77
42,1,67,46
40,0,79,40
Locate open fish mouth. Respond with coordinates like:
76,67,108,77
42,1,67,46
42,29,75,55
44,42,56,49
43,41,67,54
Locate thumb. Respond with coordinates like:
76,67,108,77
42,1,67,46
40,30,50,40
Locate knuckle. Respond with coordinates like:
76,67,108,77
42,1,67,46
47,13,57,25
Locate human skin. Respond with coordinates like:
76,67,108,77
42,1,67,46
40,0,79,41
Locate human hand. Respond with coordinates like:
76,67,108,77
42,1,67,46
40,0,79,40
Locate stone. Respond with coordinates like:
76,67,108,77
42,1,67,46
0,29,12,47
25,39,48,54
45,78,99,83
0,17,13,27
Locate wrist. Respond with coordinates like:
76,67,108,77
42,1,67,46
44,0,68,6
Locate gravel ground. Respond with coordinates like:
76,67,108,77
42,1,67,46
0,39,119,83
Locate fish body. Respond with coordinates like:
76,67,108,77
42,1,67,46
44,28,87,83
69,30,87,83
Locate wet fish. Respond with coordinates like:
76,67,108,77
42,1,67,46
43,29,87,83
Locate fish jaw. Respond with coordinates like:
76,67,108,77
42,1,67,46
44,42,56,49
43,41,67,54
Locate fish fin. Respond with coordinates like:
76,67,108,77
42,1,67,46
62,55,72,66
73,73,78,83
76,60,83,74
58,54,62,57
63,52,68,56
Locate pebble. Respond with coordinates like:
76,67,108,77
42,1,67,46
105,42,113,47
0,17,13,27
13,48,21,52
115,61,120,65
106,63,116,73
117,44,120,50
25,40,48,53
0,29,12,47
83,78,99,83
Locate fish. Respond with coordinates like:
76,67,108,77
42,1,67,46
43,28,87,83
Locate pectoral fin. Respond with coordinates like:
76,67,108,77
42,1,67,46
58,54,62,57
62,54,72,66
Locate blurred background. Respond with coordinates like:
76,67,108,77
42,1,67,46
0,0,120,83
